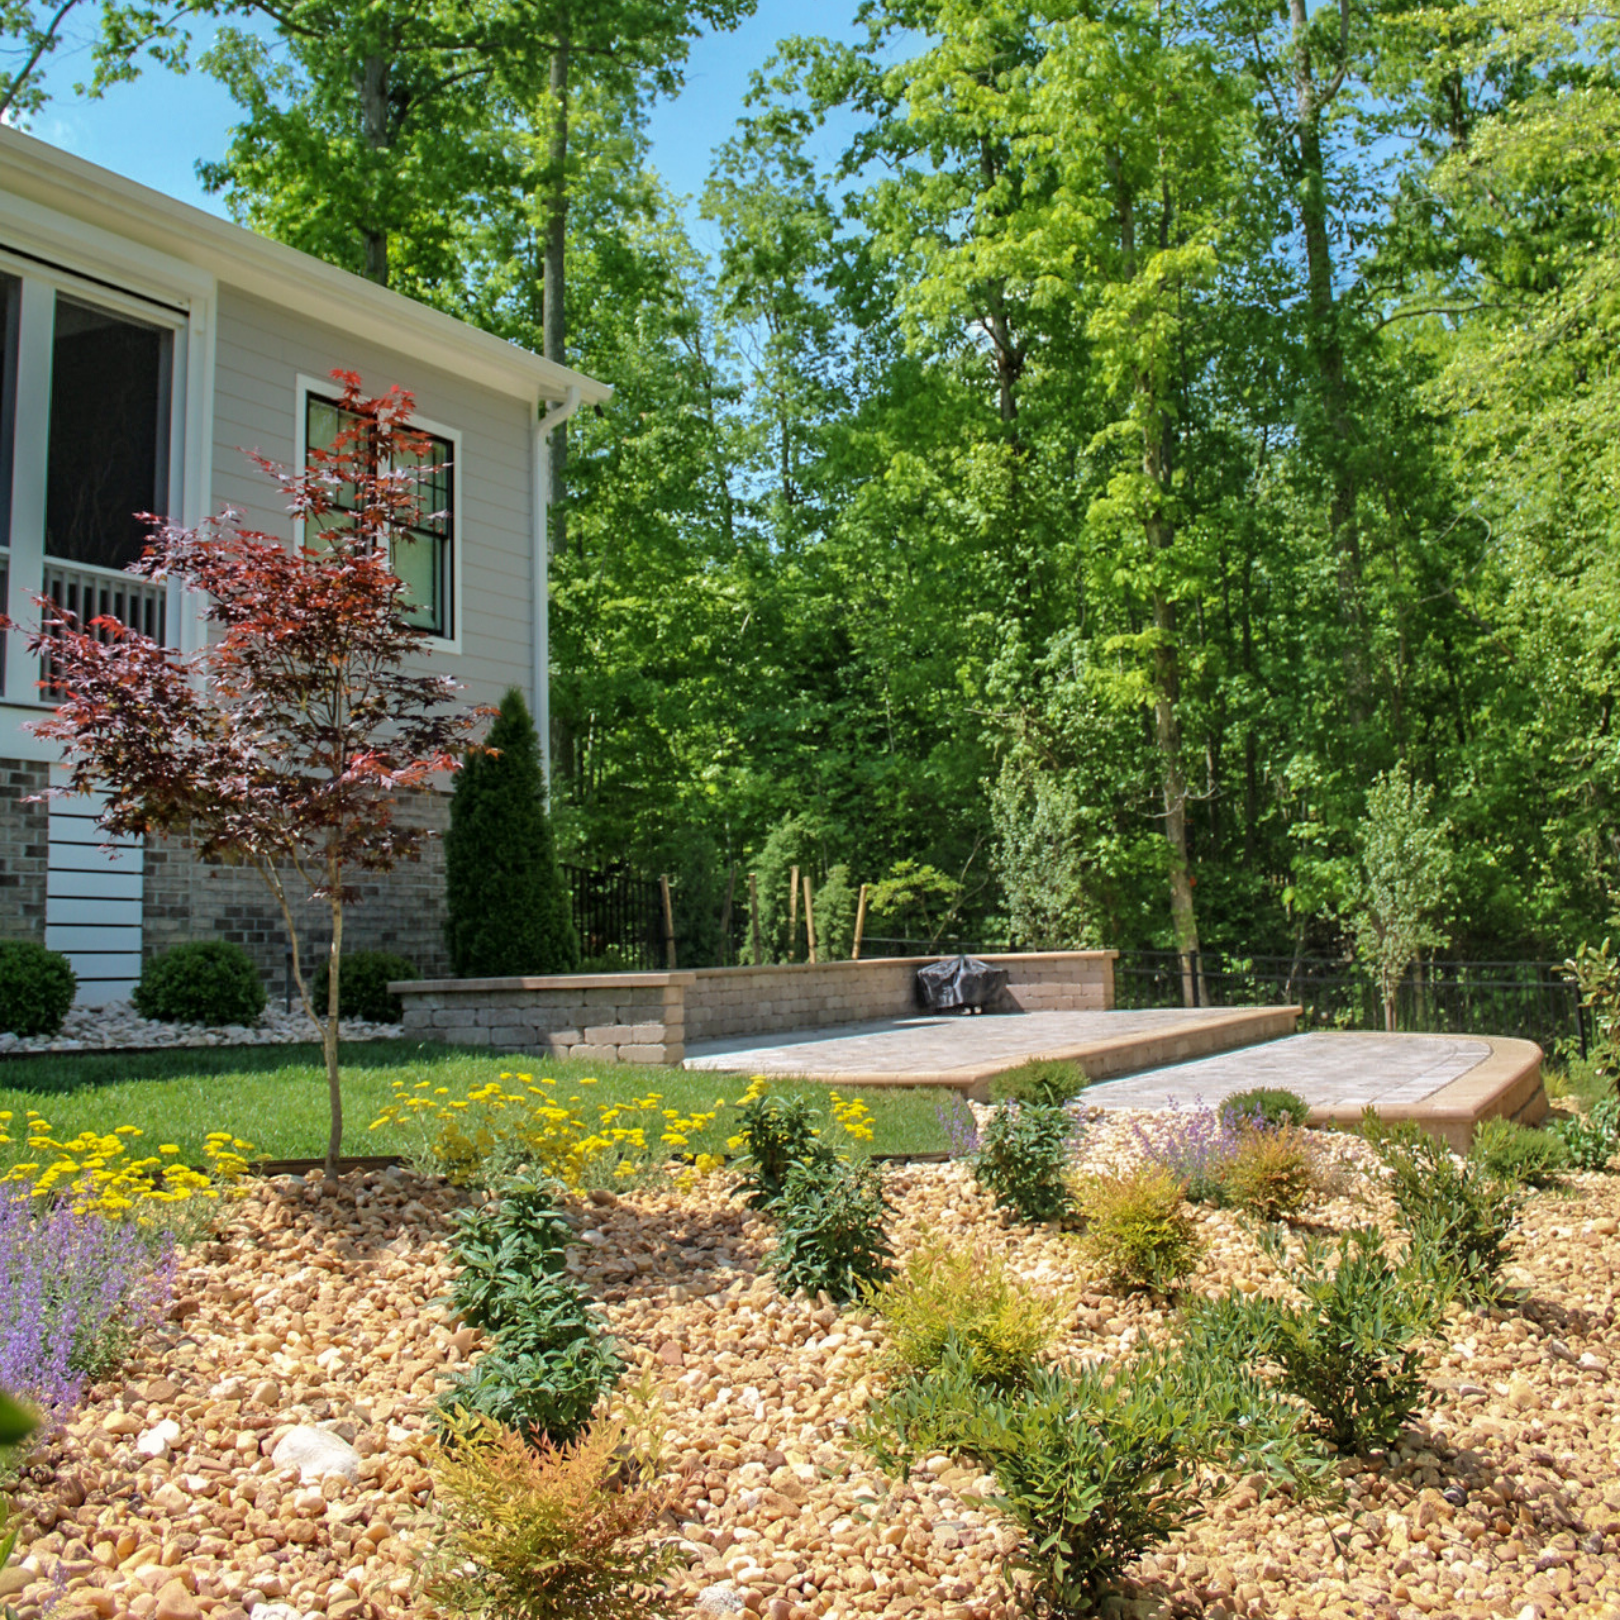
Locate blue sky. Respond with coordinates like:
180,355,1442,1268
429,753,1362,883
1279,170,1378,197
26,0,869,230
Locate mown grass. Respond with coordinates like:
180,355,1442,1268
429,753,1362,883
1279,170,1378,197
0,1040,955,1169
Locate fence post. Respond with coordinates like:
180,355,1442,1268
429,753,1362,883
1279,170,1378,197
659,874,677,970
748,872,762,966
718,862,737,968
803,873,818,964
788,866,800,961
852,883,869,960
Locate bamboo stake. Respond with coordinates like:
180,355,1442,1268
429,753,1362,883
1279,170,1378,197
748,872,762,966
719,862,737,966
788,865,800,960
660,873,677,970
803,873,818,964
852,882,869,961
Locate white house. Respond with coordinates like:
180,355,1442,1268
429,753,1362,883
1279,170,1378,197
0,125,611,1004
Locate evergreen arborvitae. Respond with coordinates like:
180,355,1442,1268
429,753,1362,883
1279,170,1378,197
445,687,580,976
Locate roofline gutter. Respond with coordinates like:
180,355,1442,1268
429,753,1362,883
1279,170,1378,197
533,385,584,789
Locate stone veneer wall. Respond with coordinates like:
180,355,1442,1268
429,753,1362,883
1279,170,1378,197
142,787,454,988
0,758,50,947
0,759,452,993
394,951,1117,1065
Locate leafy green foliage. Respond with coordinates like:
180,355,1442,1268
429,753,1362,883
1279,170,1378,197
443,1177,620,1444
1224,1128,1318,1222
1469,1118,1568,1189
766,1157,892,1303
974,1102,1079,1224
868,1240,1069,1392
1550,1094,1620,1172
733,1090,836,1211
446,688,579,978
1187,1227,1444,1452
1373,1124,1525,1303
0,942,76,1038
311,950,418,1024
1076,1168,1203,1292
132,942,265,1027
1221,1089,1309,1130
989,1059,1089,1108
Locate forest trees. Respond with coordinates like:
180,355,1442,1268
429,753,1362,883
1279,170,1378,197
11,0,1619,968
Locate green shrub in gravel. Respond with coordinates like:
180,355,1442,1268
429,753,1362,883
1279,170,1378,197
766,1156,893,1303
1372,1119,1525,1303
974,1101,1080,1223
1074,1166,1203,1292
1549,1094,1620,1172
312,949,419,1023
733,1089,837,1211
1185,1225,1445,1452
132,941,266,1026
441,1176,620,1445
0,940,76,1037
1469,1117,1568,1189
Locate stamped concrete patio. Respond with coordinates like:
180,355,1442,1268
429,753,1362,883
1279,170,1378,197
683,1011,1547,1149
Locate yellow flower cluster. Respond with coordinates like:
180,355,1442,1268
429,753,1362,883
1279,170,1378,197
368,1074,724,1188
0,1110,254,1220
829,1091,876,1143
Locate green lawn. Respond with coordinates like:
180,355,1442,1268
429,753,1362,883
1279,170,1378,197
0,1040,955,1170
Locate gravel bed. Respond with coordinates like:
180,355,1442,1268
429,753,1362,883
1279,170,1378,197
6,1116,1620,1620
0,1003,402,1056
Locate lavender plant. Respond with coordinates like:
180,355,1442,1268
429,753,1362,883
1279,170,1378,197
1131,1098,1255,1205
0,1192,173,1424
936,1097,980,1159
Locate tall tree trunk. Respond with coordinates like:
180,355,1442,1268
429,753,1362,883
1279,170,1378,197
1144,432,1202,1007
324,854,345,1180
1289,0,1364,718
543,29,571,538
360,54,390,286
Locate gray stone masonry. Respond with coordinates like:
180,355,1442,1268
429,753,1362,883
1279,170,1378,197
393,952,1116,1064
0,758,49,946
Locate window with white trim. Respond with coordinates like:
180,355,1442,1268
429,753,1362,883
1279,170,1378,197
304,390,455,640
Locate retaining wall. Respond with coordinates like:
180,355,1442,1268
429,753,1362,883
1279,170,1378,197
394,950,1117,1065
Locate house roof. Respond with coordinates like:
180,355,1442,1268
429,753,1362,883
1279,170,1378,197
0,125,612,409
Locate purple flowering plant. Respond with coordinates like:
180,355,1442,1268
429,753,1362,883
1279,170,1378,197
0,1189,173,1428
1131,1096,1266,1204
936,1097,981,1159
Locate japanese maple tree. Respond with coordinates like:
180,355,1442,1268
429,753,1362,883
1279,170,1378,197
15,371,486,1175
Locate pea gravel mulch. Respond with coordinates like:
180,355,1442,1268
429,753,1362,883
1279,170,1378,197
6,1112,1620,1620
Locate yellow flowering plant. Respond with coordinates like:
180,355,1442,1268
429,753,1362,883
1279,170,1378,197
0,1110,254,1223
368,1073,723,1188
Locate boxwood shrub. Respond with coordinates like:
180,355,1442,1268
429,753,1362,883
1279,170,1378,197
133,941,266,1026
0,940,77,1037
311,950,419,1023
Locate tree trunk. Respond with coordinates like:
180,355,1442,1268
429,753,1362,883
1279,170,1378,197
543,28,571,537
1289,0,1364,716
360,54,390,286
1144,440,1201,1008
324,860,345,1180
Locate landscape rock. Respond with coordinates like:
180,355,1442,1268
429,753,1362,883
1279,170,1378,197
272,1426,363,1484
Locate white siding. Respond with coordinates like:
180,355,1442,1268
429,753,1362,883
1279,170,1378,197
210,287,537,710
45,779,142,1005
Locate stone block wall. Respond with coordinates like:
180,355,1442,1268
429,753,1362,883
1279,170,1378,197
399,974,692,1063
394,951,1117,1063
0,758,49,946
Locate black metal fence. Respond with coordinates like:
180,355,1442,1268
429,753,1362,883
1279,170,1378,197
1114,949,1585,1054
854,935,1011,960
562,863,665,972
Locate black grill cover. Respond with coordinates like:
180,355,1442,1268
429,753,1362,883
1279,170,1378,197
916,955,1010,1013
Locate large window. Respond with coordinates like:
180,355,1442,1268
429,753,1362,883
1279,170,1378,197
45,296,172,571
305,391,455,640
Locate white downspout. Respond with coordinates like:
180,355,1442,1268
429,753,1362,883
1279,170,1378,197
533,384,582,789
